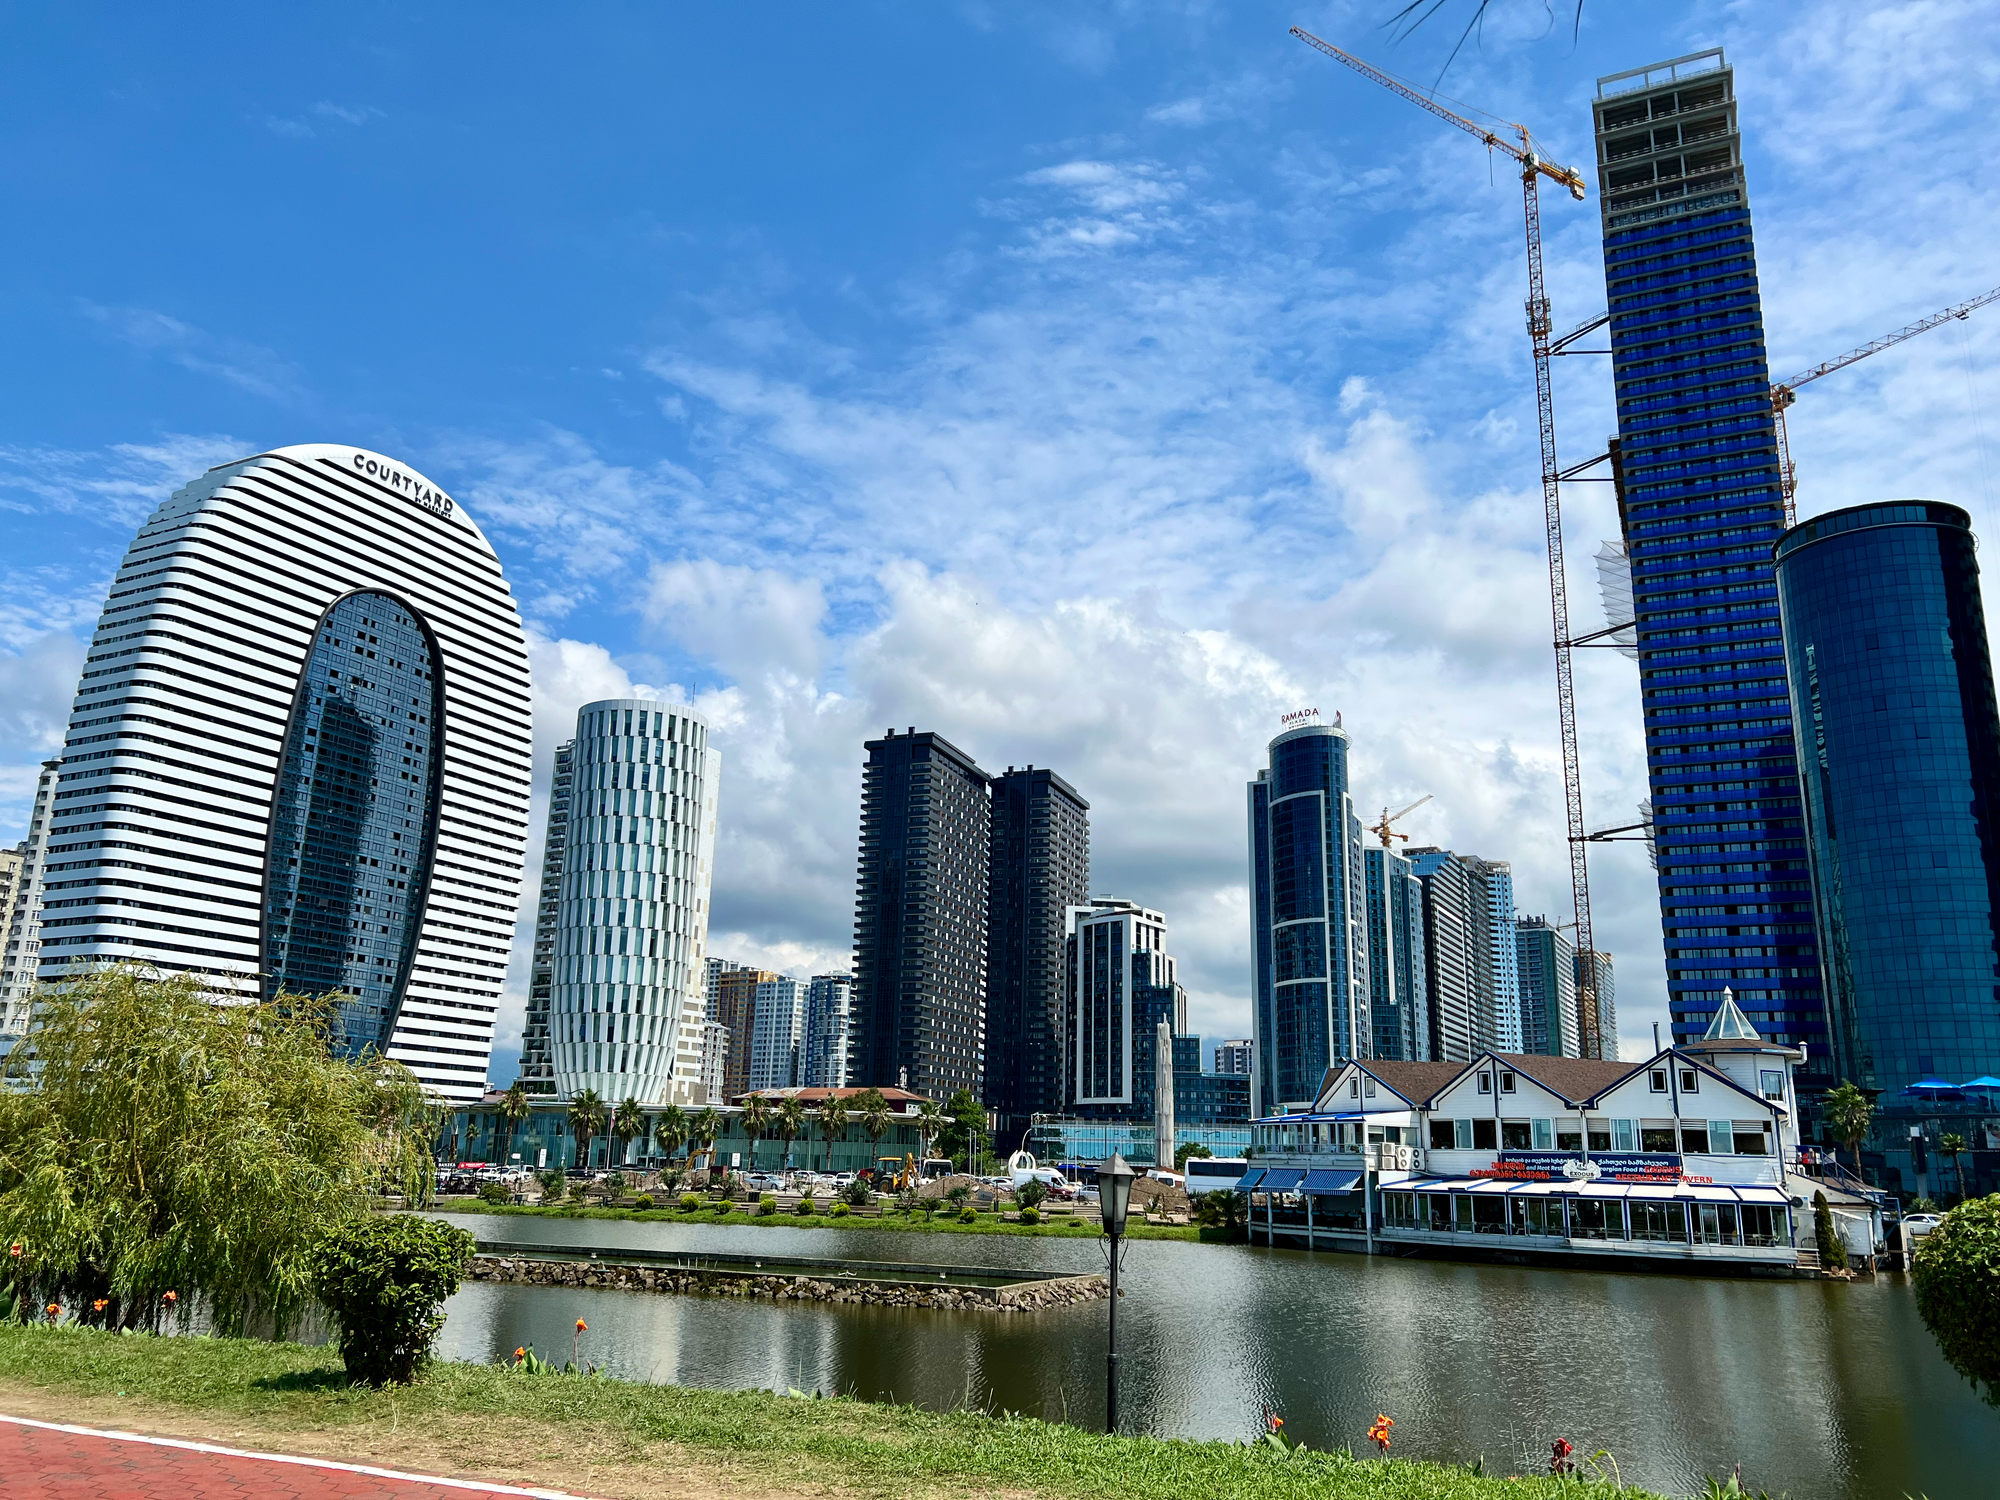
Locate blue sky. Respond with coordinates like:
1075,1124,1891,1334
5,1,1997,1080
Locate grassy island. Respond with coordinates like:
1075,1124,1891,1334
435,1198,1207,1242
0,1323,1658,1500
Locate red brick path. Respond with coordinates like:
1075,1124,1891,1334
0,1414,590,1499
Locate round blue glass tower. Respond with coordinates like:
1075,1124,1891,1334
1775,501,2000,1095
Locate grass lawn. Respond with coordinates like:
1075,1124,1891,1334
0,1323,1656,1500
437,1199,1204,1242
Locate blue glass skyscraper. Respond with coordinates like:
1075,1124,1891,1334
1776,502,2000,1095
1594,51,1825,1082
1247,722,1368,1112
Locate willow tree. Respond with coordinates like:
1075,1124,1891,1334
0,967,438,1336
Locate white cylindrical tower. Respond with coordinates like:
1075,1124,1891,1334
549,698,719,1106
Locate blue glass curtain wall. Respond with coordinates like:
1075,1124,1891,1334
265,591,442,1057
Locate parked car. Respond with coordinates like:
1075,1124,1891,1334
742,1172,785,1194
1903,1213,1943,1236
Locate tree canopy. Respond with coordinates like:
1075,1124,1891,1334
0,967,438,1336
1912,1194,2000,1407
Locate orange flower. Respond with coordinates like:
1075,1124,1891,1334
575,1318,587,1332
514,1346,527,1360
92,1299,108,1312
162,1291,178,1304
45,1303,60,1318
7,1243,20,1257
1368,1414,1394,1454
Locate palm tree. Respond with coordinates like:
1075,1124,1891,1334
690,1106,723,1176
1940,1132,1968,1202
816,1094,851,1174
740,1093,772,1171
1824,1080,1874,1178
499,1080,531,1171
912,1098,947,1166
655,1102,687,1170
775,1096,807,1172
567,1089,606,1173
854,1087,892,1178
612,1097,644,1168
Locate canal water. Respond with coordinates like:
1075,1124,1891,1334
432,1214,1998,1499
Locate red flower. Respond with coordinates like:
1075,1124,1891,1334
1368,1414,1394,1454
162,1291,178,1305
1550,1438,1576,1475
7,1243,20,1257
45,1303,60,1320
575,1318,588,1332
514,1346,527,1360
92,1299,108,1312
1266,1413,1284,1431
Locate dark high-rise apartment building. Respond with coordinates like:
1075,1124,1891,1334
1247,722,1369,1113
850,729,992,1098
518,739,575,1095
1364,846,1430,1060
984,765,1090,1143
1405,848,1513,1062
1515,915,1580,1058
1593,51,1825,1080
1776,502,2000,1095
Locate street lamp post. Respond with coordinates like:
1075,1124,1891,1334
1098,1152,1138,1435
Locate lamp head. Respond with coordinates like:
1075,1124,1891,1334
1100,1152,1138,1236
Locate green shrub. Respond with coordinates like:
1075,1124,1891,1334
829,1202,850,1218
1019,1206,1040,1225
1913,1193,2000,1406
795,1194,817,1216
679,1193,701,1212
1014,1178,1048,1210
308,1216,474,1387
476,1180,510,1206
757,1195,778,1217
633,1195,655,1211
959,1207,976,1224
840,1176,873,1208
1813,1191,1846,1269
537,1170,567,1203
713,1200,733,1217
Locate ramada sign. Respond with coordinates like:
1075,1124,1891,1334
1280,707,1321,729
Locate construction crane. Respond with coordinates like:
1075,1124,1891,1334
1371,794,1433,849
1772,284,2000,526
1290,28,1610,1060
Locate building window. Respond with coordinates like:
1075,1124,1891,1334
1556,1127,1583,1152
1500,1071,1516,1093
1649,1068,1669,1093
1679,1068,1700,1094
1383,1191,1418,1229
1502,1120,1532,1150
1630,1201,1689,1243
1641,1126,1678,1153
1510,1197,1554,1235
1532,1118,1554,1150
1478,1072,1493,1094
1740,1204,1789,1247
1472,1119,1498,1151
1733,1123,1771,1155
1431,1120,1455,1150
1570,1198,1626,1240
1453,1195,1476,1232
1429,1195,1454,1232
1706,1120,1736,1155
1588,1125,1613,1153
1680,1124,1711,1154
1350,1077,1359,1098
1472,1196,1506,1234
1613,1119,1636,1153
1759,1069,1784,1100
1695,1202,1740,1245
1454,1118,1475,1150
1364,1077,1376,1098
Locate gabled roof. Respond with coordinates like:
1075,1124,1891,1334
1467,1053,1642,1107
1359,1060,1471,1107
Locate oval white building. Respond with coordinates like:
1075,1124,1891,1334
535,698,720,1105
39,444,532,1102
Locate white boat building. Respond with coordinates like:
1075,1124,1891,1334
1241,994,1871,1273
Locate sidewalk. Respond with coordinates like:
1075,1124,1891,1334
1,1413,591,1499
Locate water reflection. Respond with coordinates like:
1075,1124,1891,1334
430,1214,1997,1499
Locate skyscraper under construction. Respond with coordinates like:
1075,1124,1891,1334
1592,50,1827,1085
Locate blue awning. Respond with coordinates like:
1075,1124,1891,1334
1235,1168,1266,1191
1302,1170,1363,1194
1259,1168,1307,1192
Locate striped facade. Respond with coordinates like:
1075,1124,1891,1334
546,699,719,1105
39,444,531,1102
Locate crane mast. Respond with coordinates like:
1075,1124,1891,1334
1291,29,1607,1058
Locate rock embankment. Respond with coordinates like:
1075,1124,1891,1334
467,1256,1107,1312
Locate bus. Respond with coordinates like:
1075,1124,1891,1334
1183,1157,1250,1195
